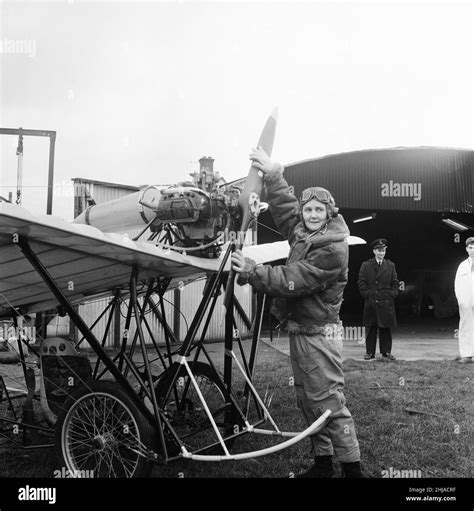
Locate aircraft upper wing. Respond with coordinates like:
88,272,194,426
0,203,365,319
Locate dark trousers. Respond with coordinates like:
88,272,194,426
365,326,392,356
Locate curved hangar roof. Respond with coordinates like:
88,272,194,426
281,146,473,213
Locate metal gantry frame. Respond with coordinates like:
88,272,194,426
0,128,56,214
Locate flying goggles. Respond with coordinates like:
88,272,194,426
299,187,339,217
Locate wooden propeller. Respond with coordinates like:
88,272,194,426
223,107,278,310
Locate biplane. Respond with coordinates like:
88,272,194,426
0,110,361,478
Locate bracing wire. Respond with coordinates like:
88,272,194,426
15,129,23,206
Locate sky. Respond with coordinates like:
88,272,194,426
0,0,472,221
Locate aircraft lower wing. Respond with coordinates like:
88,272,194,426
0,203,365,319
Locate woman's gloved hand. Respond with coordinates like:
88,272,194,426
249,146,279,175
231,249,257,285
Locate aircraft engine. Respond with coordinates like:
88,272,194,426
74,161,243,257
153,184,240,245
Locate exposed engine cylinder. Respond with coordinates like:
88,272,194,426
156,186,213,223
153,185,234,241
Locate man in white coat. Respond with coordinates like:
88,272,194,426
454,237,474,363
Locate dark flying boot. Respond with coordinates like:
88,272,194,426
297,455,335,478
341,461,364,478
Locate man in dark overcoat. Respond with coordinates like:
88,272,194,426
357,238,399,360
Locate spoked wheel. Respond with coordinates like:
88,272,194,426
155,361,239,455
55,380,156,478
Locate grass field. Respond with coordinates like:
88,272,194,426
0,344,473,479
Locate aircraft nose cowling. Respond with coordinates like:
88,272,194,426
73,185,165,235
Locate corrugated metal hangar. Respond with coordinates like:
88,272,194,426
257,146,473,321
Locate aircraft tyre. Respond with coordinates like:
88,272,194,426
54,380,156,478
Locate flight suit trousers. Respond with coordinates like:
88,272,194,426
289,329,360,463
